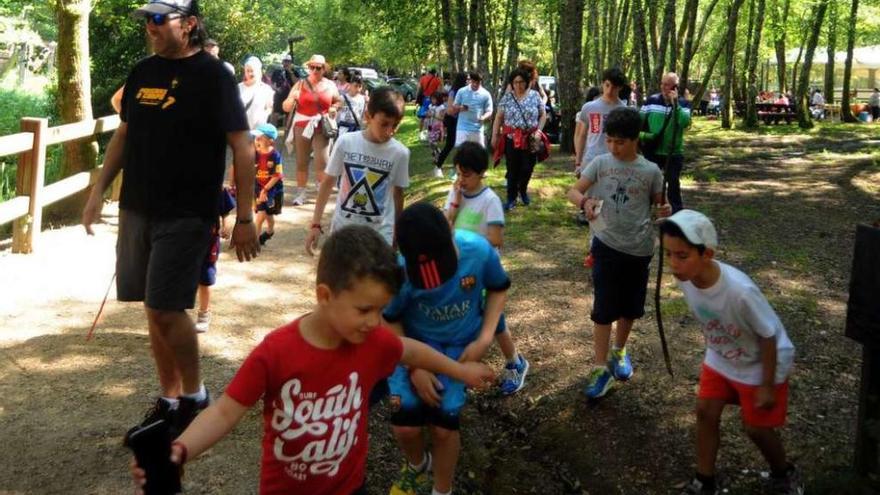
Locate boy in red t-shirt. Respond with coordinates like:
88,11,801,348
131,225,494,495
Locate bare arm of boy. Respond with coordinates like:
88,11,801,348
567,175,599,219
445,180,464,227
392,186,405,250
485,225,503,249
756,336,778,410
490,109,505,150
228,130,259,262
305,174,338,256
131,395,249,493
573,120,586,168
652,192,672,218
400,337,495,391
459,289,506,363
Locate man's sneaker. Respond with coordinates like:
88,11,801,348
292,189,307,206
171,389,211,438
503,200,517,211
520,191,531,206
389,452,432,495
769,465,804,495
679,477,721,495
194,311,211,333
123,398,174,447
432,167,444,178
500,354,529,395
584,367,613,399
608,347,633,381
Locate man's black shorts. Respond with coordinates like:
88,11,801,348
116,209,214,311
590,237,653,324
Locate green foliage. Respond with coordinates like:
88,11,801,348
0,88,61,202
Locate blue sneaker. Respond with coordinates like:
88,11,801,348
520,191,531,205
503,200,517,211
500,354,529,395
608,347,633,381
584,367,613,399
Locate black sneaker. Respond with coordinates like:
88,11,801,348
170,389,211,438
123,398,173,447
258,231,274,245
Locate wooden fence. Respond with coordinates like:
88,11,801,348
0,115,120,254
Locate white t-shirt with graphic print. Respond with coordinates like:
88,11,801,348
443,186,504,238
325,131,410,244
677,261,795,385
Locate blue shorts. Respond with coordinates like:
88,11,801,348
590,237,653,325
254,186,283,215
199,234,220,286
388,341,467,430
481,288,507,335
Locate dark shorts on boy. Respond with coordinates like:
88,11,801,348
698,364,789,428
116,209,214,311
254,186,283,215
388,341,468,431
590,237,653,324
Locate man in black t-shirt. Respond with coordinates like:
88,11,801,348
82,0,259,436
270,54,296,126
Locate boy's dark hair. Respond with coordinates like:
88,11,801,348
349,73,363,85
507,68,532,86
619,84,632,103
659,221,707,255
468,71,482,82
367,86,404,120
604,107,641,140
602,67,627,88
431,90,446,103
585,86,601,102
453,141,489,175
317,225,403,293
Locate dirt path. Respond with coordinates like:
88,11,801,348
1,123,878,494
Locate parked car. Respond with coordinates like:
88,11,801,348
348,67,380,80
387,78,418,102
363,77,388,95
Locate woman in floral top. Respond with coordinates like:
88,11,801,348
491,68,547,210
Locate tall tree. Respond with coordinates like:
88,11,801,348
653,0,676,85
558,0,585,153
768,0,790,92
795,0,828,128
440,0,456,72
840,0,859,122
504,0,520,72
721,0,747,129
743,0,766,128
55,0,97,216
823,0,837,104
455,0,467,70
677,0,700,86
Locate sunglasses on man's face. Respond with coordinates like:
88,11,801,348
144,12,183,26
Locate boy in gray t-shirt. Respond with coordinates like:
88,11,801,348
567,107,670,400
574,68,628,175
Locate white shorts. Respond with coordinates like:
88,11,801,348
455,130,486,147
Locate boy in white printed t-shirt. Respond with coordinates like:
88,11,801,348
660,210,803,495
307,87,410,253
444,141,528,395
573,67,627,177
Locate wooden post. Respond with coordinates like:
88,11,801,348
846,224,880,490
12,118,48,254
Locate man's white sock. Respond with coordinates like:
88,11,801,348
431,488,451,495
182,383,207,402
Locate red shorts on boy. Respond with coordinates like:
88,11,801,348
697,364,788,428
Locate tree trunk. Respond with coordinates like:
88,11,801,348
691,36,727,105
466,0,479,70
678,0,700,87
455,0,467,71
796,0,828,129
588,0,600,82
633,0,654,97
504,0,519,73
440,0,456,72
744,0,766,128
770,0,790,92
721,0,746,129
823,0,837,104
615,0,633,68
55,0,97,218
476,0,490,79
840,0,860,122
654,0,676,84
558,0,585,153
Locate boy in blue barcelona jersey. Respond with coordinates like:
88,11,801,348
384,202,509,495
444,142,528,395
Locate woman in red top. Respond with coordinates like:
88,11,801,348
283,54,342,206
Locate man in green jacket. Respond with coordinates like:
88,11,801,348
640,72,692,213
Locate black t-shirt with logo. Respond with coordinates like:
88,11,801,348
120,50,248,219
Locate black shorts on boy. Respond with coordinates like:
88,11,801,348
590,237,652,324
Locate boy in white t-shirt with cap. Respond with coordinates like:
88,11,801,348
659,209,803,495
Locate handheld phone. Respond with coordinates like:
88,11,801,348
126,419,182,495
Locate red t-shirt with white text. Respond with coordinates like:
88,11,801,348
225,318,403,495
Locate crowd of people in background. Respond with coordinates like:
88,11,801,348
96,3,813,495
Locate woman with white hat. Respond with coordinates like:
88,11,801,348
282,54,341,206
238,56,275,130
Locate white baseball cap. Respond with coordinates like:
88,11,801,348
134,0,194,16
662,209,718,249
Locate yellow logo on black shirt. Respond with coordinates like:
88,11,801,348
137,87,176,109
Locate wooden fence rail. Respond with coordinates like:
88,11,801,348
0,114,120,254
